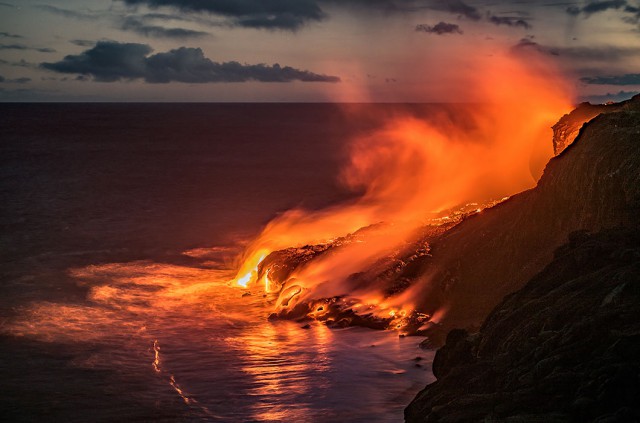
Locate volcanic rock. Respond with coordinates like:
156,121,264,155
552,94,640,155
405,228,640,422
414,99,640,338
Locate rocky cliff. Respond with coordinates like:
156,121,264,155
412,99,640,339
405,228,640,422
404,101,640,421
551,94,640,155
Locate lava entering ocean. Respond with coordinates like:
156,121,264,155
232,49,574,331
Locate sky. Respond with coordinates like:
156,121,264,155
0,0,639,102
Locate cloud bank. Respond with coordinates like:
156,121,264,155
581,73,640,85
581,90,639,103
120,0,326,30
118,0,483,30
41,41,340,83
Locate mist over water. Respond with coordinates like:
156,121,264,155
0,103,435,422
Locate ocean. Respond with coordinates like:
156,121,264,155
0,103,434,422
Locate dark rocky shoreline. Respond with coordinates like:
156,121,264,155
405,228,640,422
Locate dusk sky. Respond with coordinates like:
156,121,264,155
1,0,639,102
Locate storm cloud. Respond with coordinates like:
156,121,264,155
40,41,340,83
581,73,640,85
415,22,462,35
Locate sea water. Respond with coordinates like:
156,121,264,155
0,104,434,422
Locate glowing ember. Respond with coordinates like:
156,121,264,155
153,339,161,373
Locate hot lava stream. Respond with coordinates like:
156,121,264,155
232,50,574,335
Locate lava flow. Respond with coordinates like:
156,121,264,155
232,48,575,330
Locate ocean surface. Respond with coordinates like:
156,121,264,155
0,104,435,422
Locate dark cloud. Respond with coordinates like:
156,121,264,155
512,38,540,51
323,0,483,21
0,75,31,83
622,4,640,22
580,90,639,103
0,31,22,38
580,73,640,85
435,0,481,21
117,0,482,30
139,12,188,21
0,43,56,53
39,5,210,40
120,0,326,30
42,42,152,82
415,22,463,34
511,38,640,61
488,15,531,29
0,2,15,7
41,41,340,83
121,16,210,38
135,11,216,26
567,0,627,16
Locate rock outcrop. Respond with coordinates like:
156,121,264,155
551,94,640,155
405,99,640,422
405,228,640,422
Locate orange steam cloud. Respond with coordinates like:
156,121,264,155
233,47,574,318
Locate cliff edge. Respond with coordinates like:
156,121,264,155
413,100,640,339
405,228,640,422
552,94,640,155
405,103,640,421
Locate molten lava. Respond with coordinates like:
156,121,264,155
233,48,574,330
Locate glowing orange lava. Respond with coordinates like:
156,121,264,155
232,48,575,327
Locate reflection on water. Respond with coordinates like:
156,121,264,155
3,249,434,422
